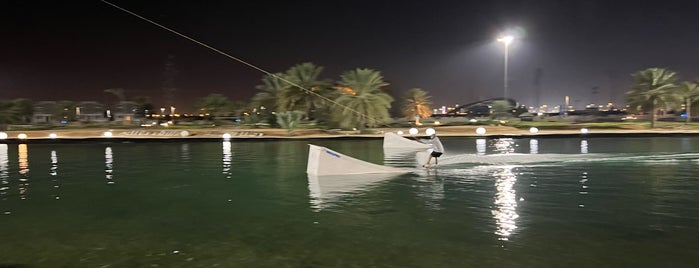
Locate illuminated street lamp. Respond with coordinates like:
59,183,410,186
497,35,514,100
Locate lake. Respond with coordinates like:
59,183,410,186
1,137,698,267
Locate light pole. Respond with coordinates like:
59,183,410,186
497,35,514,101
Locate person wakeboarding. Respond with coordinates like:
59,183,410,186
422,133,444,168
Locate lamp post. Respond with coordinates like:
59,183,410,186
497,35,514,101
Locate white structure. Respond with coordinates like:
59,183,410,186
382,132,430,149
307,144,408,176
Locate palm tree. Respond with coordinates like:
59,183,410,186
252,73,288,111
277,62,332,118
676,81,699,124
196,93,232,118
402,88,432,124
132,96,154,118
491,100,512,119
333,68,393,129
0,100,20,130
12,98,33,124
626,68,678,128
276,110,305,136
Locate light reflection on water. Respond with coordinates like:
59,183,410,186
18,144,29,200
476,138,486,155
492,167,519,241
581,139,589,154
0,144,8,214
222,141,232,179
50,150,60,200
180,143,190,162
530,139,539,154
105,146,114,185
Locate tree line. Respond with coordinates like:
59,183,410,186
0,62,434,130
626,67,699,127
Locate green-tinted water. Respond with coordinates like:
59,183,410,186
1,137,698,267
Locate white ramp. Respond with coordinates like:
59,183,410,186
307,144,409,176
382,132,430,149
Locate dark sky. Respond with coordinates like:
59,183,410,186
2,0,698,112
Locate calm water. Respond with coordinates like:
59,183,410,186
1,137,698,267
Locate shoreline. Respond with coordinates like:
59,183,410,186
2,125,699,143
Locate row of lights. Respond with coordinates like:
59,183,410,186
0,130,193,140
0,132,109,140
393,127,591,136
0,128,592,141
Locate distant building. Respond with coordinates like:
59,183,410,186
32,101,57,124
77,101,107,122
113,101,138,123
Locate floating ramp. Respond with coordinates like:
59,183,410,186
307,144,409,176
382,132,431,149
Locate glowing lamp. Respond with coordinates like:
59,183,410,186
18,133,27,140
396,131,404,135
0,132,7,140
49,133,58,139
425,128,436,136
580,128,589,134
103,131,113,137
476,127,486,135
529,127,539,134
180,131,189,137
409,128,419,135
222,133,232,140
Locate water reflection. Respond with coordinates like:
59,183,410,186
105,147,114,185
18,144,29,200
493,138,516,154
180,143,190,162
0,144,8,212
581,140,589,154
476,139,486,155
530,139,539,154
492,167,518,241
308,173,398,211
579,171,589,208
222,141,232,179
417,173,445,210
50,150,60,200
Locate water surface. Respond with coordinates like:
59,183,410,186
0,137,698,267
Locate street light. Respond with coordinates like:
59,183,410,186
497,35,514,100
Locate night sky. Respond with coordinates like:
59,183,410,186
2,0,698,112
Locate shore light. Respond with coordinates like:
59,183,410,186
49,133,58,139
103,131,113,137
222,133,232,140
425,128,436,136
409,128,419,135
180,130,189,137
497,34,515,100
529,127,539,134
396,131,404,135
476,127,487,135
580,128,589,134
18,133,27,140
0,132,7,140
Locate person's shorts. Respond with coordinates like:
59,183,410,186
430,151,443,157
